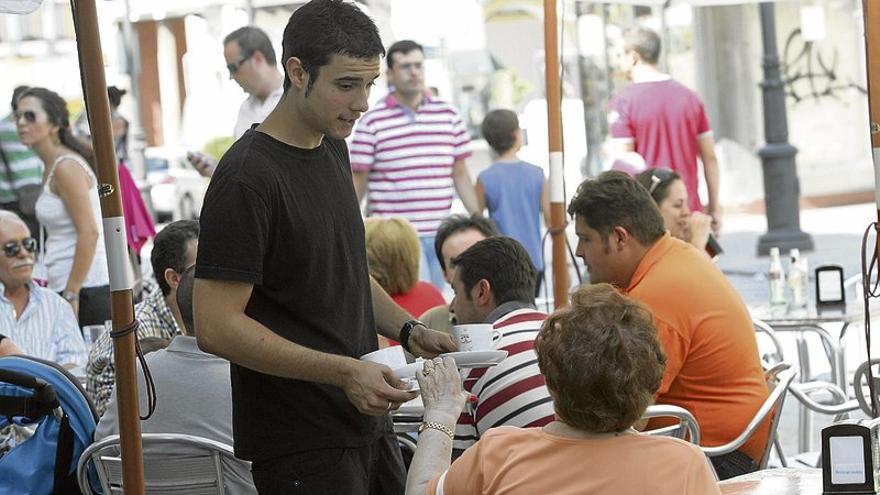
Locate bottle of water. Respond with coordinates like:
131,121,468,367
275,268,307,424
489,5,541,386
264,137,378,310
769,247,787,306
788,248,807,308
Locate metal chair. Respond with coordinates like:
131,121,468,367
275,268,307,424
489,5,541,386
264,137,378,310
77,433,246,494
753,318,785,365
853,358,880,417
641,404,701,445
701,364,796,471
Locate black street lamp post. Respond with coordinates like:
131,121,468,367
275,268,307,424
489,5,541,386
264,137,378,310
756,1,814,255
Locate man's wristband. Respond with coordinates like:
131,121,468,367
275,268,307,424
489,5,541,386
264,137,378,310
399,319,426,353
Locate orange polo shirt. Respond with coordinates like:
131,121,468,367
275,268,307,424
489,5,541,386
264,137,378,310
625,234,769,462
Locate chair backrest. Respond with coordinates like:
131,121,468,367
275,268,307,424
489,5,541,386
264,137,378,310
641,404,701,445
853,358,880,417
77,433,239,494
753,318,785,365
701,363,796,469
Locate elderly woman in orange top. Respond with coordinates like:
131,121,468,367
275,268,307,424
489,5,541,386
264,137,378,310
405,283,720,495
365,217,445,346
636,168,712,253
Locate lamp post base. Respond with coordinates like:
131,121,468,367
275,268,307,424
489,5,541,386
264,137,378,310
757,228,814,256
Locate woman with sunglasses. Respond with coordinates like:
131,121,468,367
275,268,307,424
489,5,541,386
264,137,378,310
15,87,110,327
636,168,713,253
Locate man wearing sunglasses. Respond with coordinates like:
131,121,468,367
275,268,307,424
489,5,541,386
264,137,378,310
0,86,43,239
0,211,87,369
187,26,284,177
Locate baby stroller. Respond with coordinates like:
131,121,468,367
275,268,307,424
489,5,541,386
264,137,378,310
0,355,100,494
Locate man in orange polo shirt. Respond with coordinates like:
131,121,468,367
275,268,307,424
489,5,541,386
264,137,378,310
567,171,768,480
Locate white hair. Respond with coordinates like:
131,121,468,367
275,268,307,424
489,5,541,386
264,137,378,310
0,210,28,232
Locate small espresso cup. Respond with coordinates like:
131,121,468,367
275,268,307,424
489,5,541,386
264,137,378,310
360,346,407,370
451,324,501,352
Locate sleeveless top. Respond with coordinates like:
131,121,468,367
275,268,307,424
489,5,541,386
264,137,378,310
34,154,109,292
478,160,546,271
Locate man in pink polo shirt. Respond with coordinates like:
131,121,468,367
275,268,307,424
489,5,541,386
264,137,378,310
350,40,479,289
608,27,722,232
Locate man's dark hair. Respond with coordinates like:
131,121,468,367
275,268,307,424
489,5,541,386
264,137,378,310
11,86,28,112
451,237,536,307
175,266,196,336
567,171,665,247
281,0,384,94
107,86,127,109
623,27,661,65
224,25,277,68
151,220,199,297
481,109,519,155
386,40,423,69
434,214,498,272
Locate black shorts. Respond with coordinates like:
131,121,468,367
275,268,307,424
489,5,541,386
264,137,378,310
250,432,406,495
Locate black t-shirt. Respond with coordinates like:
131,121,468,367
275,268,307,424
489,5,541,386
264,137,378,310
195,129,382,461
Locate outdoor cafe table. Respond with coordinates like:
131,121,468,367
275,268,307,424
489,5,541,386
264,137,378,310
749,302,871,453
720,467,821,495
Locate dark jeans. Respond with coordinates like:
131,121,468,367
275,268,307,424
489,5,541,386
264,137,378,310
75,285,112,328
250,432,406,495
711,450,758,480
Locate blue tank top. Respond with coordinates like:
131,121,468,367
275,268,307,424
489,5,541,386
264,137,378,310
479,161,545,271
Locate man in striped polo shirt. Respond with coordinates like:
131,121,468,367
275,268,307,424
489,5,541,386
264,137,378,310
1,86,44,238
447,236,554,453
350,40,479,289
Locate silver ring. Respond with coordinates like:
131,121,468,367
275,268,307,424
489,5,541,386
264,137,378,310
386,401,393,413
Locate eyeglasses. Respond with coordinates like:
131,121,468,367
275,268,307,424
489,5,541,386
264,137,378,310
2,237,37,257
13,110,37,124
227,52,253,75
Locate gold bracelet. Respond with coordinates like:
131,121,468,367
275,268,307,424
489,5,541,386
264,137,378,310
419,421,454,440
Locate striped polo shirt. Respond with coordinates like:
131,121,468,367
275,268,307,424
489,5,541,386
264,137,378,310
0,116,43,204
1,281,88,367
350,94,471,237
453,307,555,451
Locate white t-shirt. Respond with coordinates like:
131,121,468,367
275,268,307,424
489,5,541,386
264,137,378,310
233,85,284,139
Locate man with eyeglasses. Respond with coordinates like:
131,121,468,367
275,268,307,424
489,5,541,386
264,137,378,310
0,211,86,368
187,26,284,177
350,40,479,290
0,86,43,239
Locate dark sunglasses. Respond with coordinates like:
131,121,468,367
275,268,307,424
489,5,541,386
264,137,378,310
14,110,37,124
227,52,253,75
2,237,37,257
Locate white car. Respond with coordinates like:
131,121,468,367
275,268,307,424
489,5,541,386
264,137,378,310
145,148,209,222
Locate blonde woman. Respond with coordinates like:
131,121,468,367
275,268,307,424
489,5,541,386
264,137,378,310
365,217,445,345
15,87,110,326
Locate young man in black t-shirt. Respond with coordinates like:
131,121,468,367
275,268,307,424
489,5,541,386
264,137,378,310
193,1,456,494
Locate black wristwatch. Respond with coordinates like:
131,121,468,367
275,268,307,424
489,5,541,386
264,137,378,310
399,320,426,353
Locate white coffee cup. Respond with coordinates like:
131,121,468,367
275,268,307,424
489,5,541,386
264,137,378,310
360,346,407,370
452,324,501,352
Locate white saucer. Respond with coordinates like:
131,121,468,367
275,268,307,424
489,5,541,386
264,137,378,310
439,350,508,368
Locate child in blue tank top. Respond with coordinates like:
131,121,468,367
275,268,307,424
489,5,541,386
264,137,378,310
476,109,550,294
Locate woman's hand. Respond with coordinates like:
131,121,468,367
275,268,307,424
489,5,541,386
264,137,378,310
416,356,468,421
689,211,712,252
